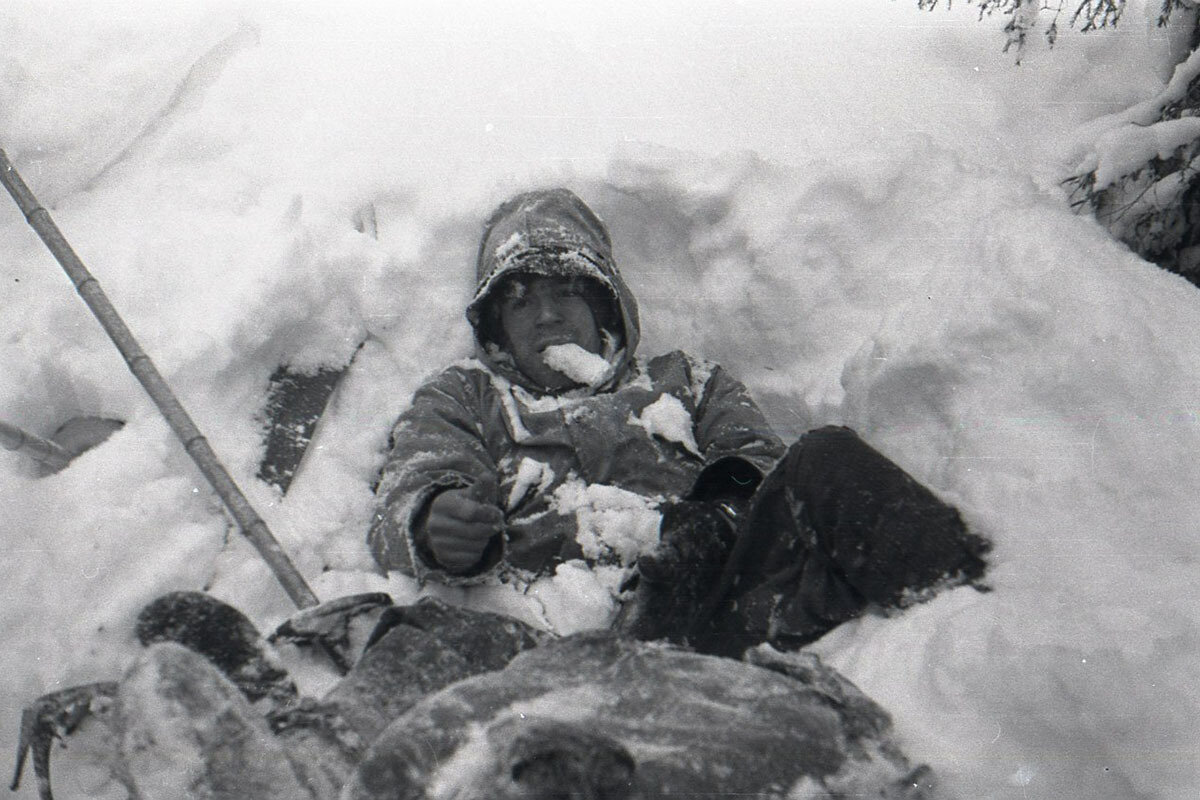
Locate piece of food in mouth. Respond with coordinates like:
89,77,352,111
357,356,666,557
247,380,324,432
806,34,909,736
541,343,613,386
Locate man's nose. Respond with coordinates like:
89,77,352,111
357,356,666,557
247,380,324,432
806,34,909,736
534,297,565,324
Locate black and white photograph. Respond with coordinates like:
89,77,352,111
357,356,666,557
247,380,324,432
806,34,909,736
2,2,1197,798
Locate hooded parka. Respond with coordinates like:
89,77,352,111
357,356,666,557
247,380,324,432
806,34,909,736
369,189,785,583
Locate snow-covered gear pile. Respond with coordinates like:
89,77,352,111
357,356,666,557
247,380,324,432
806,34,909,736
344,630,937,800
14,592,938,800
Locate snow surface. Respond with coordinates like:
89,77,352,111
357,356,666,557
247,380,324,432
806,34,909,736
2,1,1198,798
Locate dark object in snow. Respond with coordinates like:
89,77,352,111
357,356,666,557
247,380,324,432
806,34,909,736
614,500,735,643
0,416,123,474
269,591,394,673
47,416,125,466
257,360,354,493
136,591,297,706
10,681,119,800
321,597,551,743
616,427,992,657
343,631,937,800
698,426,992,656
13,595,937,800
255,204,376,493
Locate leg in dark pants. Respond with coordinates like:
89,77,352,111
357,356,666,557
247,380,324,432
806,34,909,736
691,426,990,656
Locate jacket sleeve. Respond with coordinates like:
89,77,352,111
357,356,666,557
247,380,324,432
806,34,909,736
685,356,786,503
367,367,503,582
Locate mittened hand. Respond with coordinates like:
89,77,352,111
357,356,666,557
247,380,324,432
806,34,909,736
424,486,504,574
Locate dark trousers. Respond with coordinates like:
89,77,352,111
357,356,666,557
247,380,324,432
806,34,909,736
623,426,990,656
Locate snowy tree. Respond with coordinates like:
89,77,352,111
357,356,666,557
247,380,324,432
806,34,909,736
923,0,1200,285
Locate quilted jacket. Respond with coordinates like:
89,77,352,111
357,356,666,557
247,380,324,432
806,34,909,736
368,189,784,582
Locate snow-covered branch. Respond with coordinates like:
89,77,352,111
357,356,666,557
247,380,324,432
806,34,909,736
919,0,1194,53
921,1,1200,283
1065,39,1200,283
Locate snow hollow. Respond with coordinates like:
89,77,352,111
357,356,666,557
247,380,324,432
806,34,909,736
1,2,1197,799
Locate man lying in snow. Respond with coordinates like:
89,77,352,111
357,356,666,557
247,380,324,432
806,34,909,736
369,187,991,654
12,189,989,800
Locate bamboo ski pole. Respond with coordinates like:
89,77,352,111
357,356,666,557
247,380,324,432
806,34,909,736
0,147,319,610
0,419,73,472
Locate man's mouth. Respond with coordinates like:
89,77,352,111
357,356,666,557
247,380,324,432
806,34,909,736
536,335,574,352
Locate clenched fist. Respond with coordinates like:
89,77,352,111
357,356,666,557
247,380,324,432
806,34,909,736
423,485,504,574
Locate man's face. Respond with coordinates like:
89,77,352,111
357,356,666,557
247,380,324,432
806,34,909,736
498,275,604,390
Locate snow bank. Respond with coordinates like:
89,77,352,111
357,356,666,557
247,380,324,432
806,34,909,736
2,2,1197,800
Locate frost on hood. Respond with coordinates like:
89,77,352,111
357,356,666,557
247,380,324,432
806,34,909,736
479,231,610,300
627,393,701,456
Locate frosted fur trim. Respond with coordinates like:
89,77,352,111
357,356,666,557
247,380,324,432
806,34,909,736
483,241,608,296
467,188,641,399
